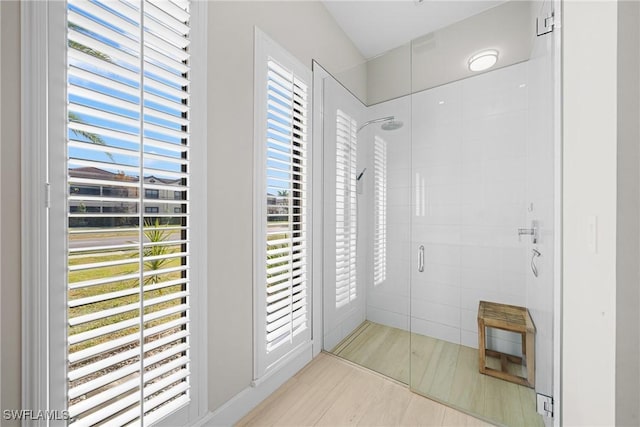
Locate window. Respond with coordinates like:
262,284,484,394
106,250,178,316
373,136,387,285
23,1,206,423
64,1,197,424
254,30,312,378
70,185,100,196
145,189,160,199
335,110,357,308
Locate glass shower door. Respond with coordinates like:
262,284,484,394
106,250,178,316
408,4,557,422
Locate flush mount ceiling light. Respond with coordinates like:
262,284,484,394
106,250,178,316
468,49,499,72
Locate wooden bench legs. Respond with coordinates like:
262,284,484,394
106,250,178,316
477,301,535,388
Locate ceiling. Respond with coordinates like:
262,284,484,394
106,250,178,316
322,0,508,59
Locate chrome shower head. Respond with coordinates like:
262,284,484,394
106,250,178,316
357,116,403,133
381,120,403,131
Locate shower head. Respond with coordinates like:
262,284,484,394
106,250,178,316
381,120,403,131
357,116,403,133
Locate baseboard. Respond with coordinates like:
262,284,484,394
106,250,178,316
191,343,314,426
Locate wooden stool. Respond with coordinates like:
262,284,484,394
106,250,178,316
477,300,535,388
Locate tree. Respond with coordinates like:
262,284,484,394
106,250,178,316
68,22,114,162
277,190,289,197
68,111,114,163
276,190,290,208
69,22,111,62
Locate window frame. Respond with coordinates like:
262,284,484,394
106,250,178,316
21,1,209,424
253,28,313,380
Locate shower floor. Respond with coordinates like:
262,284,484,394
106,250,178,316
332,321,545,427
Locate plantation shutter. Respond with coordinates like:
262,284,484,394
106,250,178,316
263,57,310,362
254,29,312,377
373,136,387,286
335,110,357,309
66,0,191,424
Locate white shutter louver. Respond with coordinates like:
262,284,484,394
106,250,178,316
373,136,387,286
264,58,309,356
66,0,191,424
335,110,357,309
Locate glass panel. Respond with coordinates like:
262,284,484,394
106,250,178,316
409,1,556,426
321,44,412,385
320,1,557,425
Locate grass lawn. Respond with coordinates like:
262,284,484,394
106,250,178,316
69,230,140,240
68,224,181,241
68,246,185,355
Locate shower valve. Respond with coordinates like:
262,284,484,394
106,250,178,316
518,221,539,244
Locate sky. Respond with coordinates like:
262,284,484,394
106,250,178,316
69,0,303,200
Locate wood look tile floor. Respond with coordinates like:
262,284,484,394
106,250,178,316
332,321,545,427
237,352,492,427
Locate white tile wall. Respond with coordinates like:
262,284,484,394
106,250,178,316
409,61,543,358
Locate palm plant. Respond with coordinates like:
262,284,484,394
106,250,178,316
69,22,111,62
69,111,114,163
68,22,114,162
276,190,290,208
143,218,172,285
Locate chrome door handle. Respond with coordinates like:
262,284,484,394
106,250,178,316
418,245,424,272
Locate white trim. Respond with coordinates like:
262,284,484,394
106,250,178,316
552,0,563,425
21,2,50,422
190,1,210,419
156,1,209,424
0,2,3,408
253,27,313,379
250,341,312,388
311,61,327,357
253,26,266,380
22,1,209,424
192,346,313,427
48,2,69,421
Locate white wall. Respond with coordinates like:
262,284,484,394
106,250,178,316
366,44,411,106
366,1,534,106
562,1,618,425
616,1,640,425
207,1,364,411
322,74,368,350
333,61,369,107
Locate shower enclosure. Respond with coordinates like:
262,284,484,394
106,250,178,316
317,1,559,426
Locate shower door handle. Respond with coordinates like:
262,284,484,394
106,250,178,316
418,245,425,272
